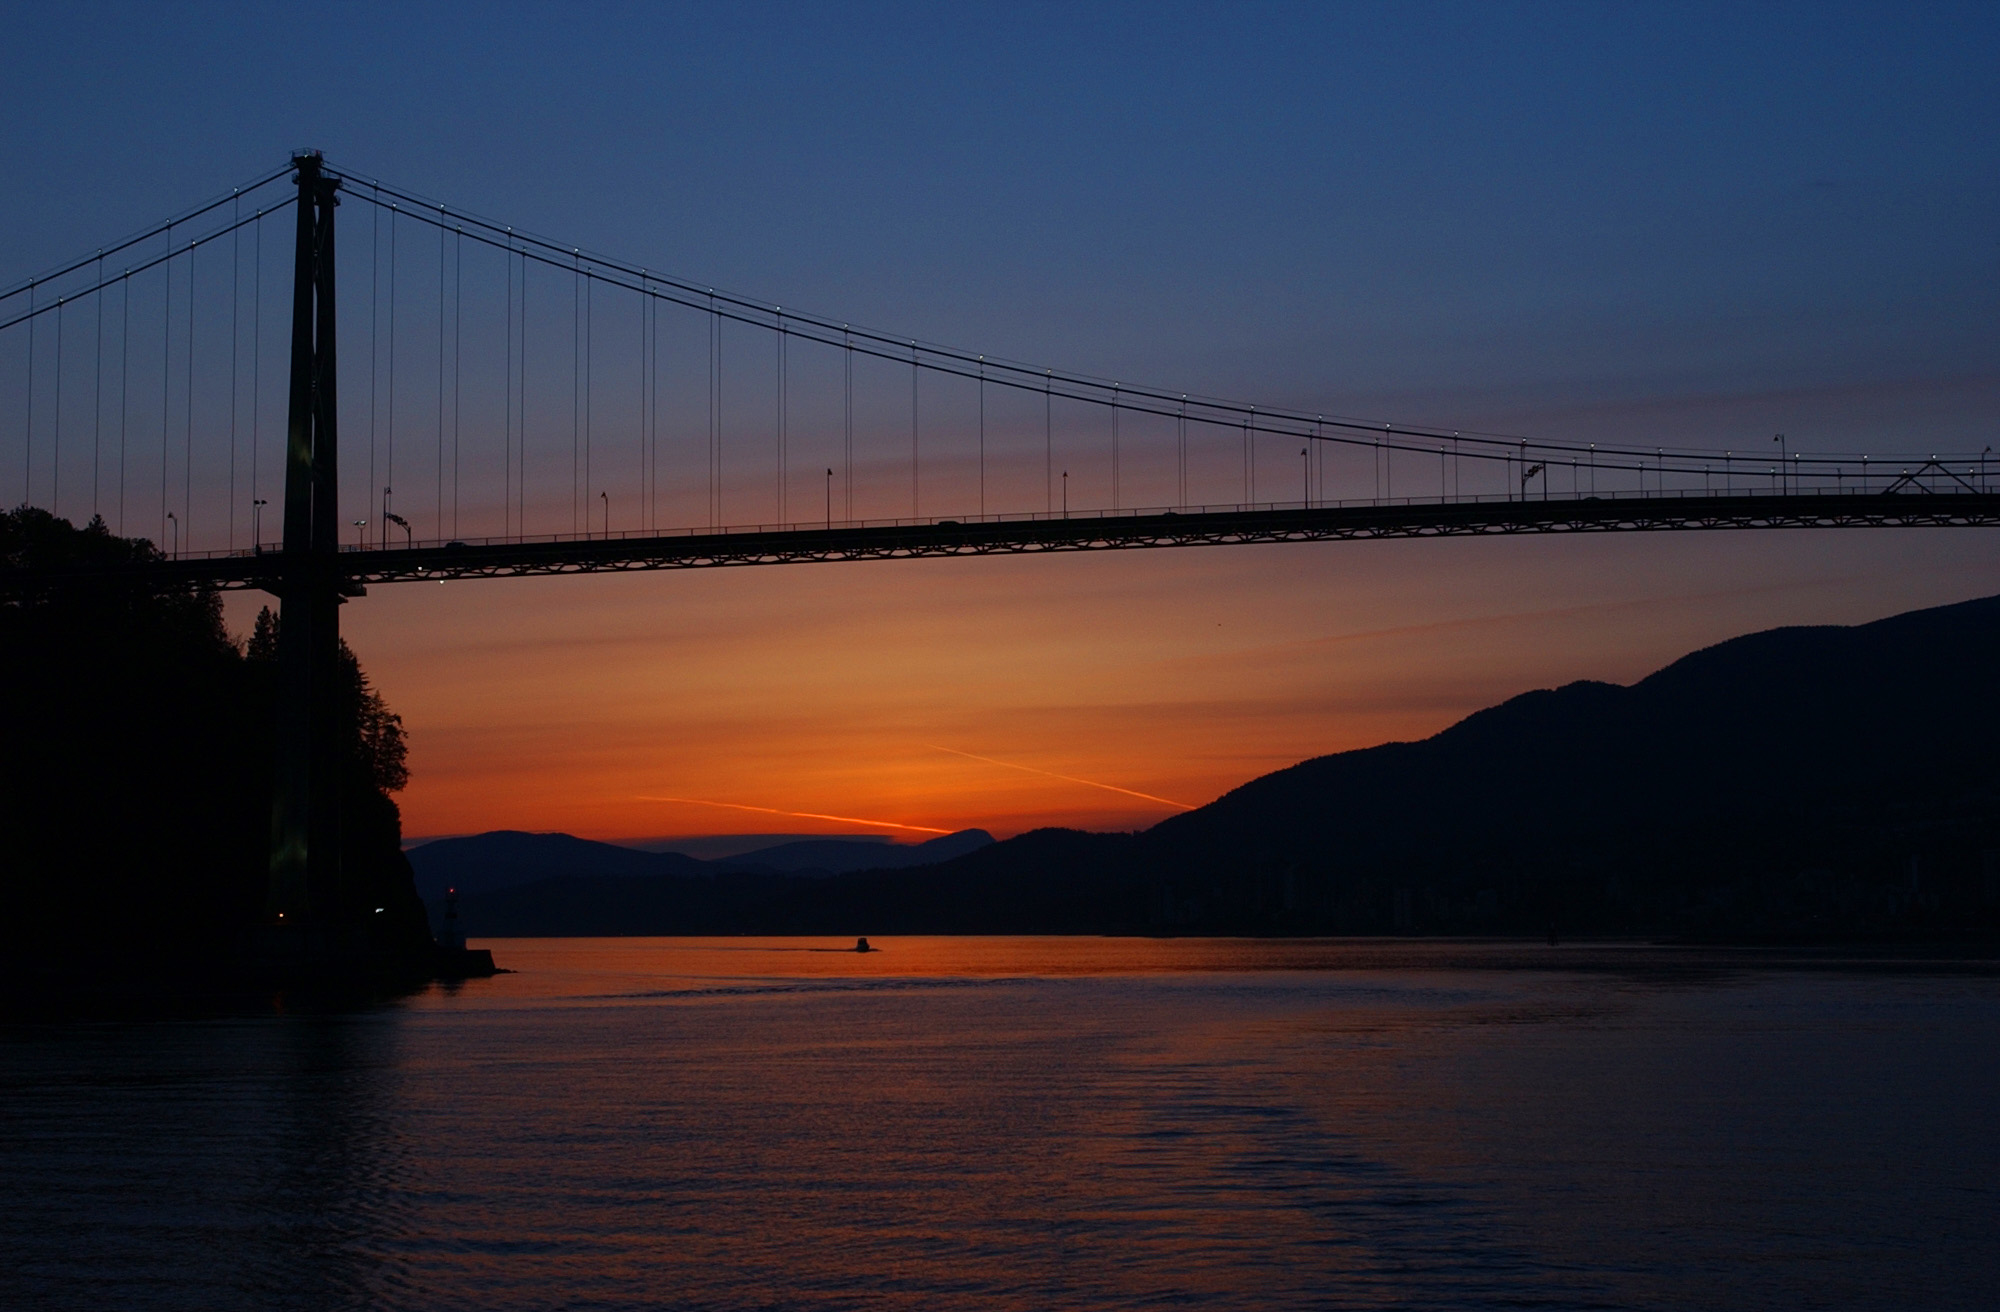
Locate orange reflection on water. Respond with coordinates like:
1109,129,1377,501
437,935,1663,1009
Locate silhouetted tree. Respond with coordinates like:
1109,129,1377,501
0,509,430,976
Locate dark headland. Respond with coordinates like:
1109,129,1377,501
421,593,2000,945
0,508,484,1011
8,501,1998,1009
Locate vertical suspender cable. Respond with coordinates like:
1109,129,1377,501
635,279,644,532
250,214,260,544
1246,407,1255,506
161,233,170,544
225,202,242,544
119,271,129,534
512,246,520,532
709,295,719,527
226,197,241,546
1242,411,1250,505
572,250,580,534
369,194,378,546
716,298,723,526
638,278,648,533
1044,372,1051,515
1178,398,1186,510
438,211,446,536
718,299,723,525
228,198,239,545
22,279,33,506
1111,384,1119,511
453,226,462,538
843,328,852,521
94,253,105,519
584,265,592,533
504,233,513,538
777,311,786,523
978,357,985,517
651,286,660,532
910,344,918,518
706,293,720,528
641,281,652,533
184,239,195,544
388,205,398,539
52,298,62,516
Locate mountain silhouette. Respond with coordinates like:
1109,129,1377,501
448,595,2000,939
408,828,991,902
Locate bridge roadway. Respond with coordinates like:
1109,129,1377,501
9,490,1998,595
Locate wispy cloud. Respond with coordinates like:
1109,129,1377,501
927,745,1195,810
634,796,952,834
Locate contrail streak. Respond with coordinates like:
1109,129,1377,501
634,796,952,835
926,746,1195,810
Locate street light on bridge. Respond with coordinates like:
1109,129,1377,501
165,510,177,557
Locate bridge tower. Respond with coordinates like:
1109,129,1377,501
266,151,344,930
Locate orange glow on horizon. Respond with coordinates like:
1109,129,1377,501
243,532,1999,846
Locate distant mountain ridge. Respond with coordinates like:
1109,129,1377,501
441,595,2000,940
409,828,991,901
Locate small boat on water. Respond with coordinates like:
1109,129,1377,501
854,937,872,953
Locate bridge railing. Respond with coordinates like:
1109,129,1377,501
144,468,1998,561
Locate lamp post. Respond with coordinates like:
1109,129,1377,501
166,510,177,556
599,489,608,539
825,468,833,530
252,498,266,551
384,511,411,547
1061,470,1068,519
1773,434,1787,494
353,519,367,549
381,486,393,549
1301,448,1310,508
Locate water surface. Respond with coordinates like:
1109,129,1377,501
6,937,1997,1309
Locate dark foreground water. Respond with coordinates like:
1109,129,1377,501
5,938,1998,1310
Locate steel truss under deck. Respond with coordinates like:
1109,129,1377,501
8,492,1996,596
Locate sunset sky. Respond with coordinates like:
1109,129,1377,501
5,3,1997,843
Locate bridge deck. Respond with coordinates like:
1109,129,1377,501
8,491,1998,595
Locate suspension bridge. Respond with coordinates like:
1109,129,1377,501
2,153,1994,957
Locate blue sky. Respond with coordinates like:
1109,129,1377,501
5,2,1994,447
